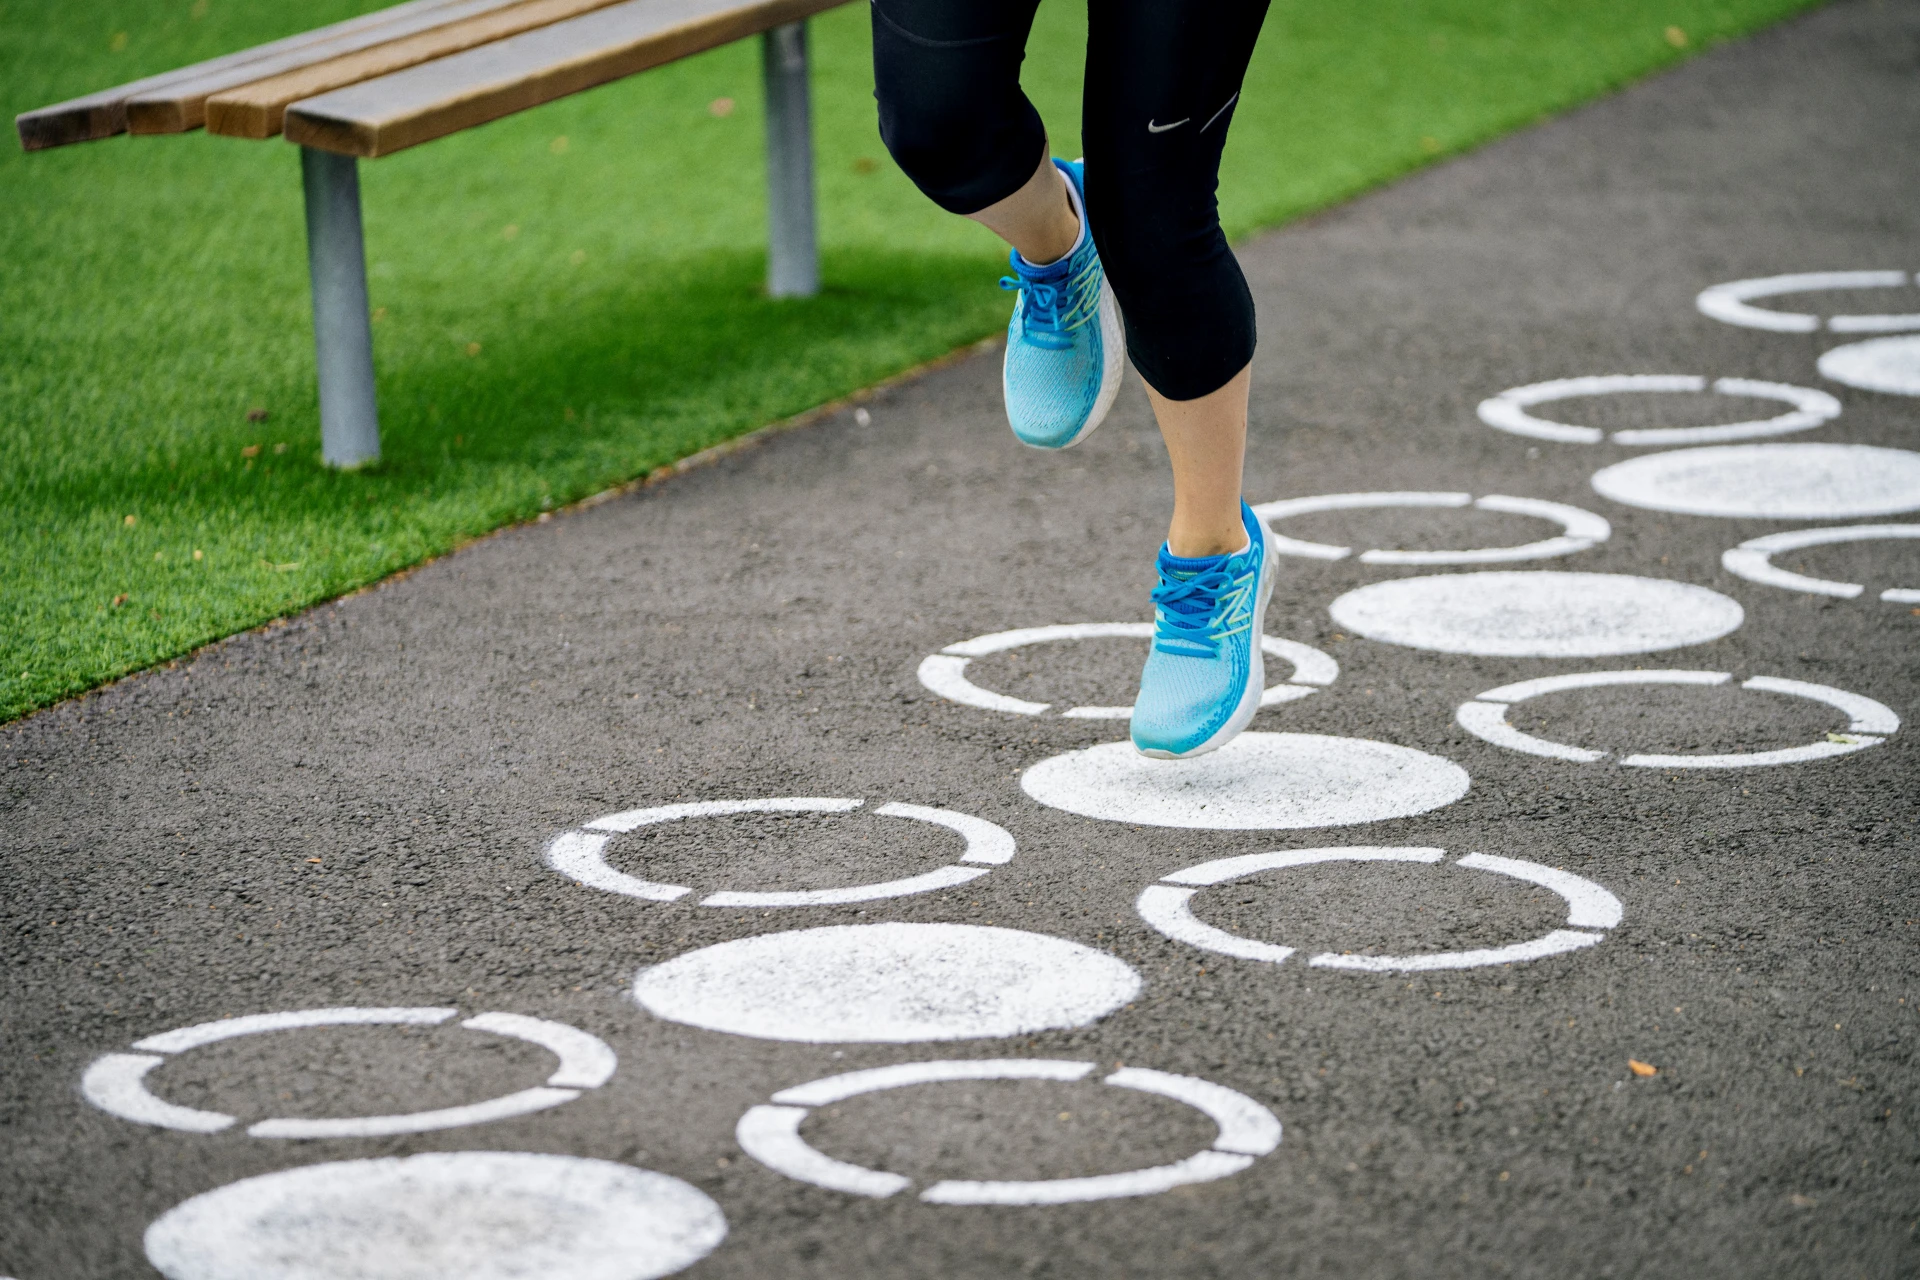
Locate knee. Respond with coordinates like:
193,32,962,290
875,83,1039,214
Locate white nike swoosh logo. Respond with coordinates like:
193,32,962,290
1146,118,1189,134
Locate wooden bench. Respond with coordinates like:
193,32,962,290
17,0,847,467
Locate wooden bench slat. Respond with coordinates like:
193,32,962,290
285,0,845,158
205,0,642,139
14,0,484,150
121,0,552,137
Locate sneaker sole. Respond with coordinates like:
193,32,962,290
1134,520,1279,760
1010,274,1125,452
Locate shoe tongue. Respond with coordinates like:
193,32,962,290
1011,249,1072,281
1159,546,1233,577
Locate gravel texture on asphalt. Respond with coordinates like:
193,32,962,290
3,3,1917,1276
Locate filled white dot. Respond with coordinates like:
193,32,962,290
143,1153,726,1280
632,923,1141,1043
1817,335,1920,397
1020,732,1469,830
1591,443,1920,519
1327,571,1743,657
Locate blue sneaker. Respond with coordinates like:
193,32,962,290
1131,502,1277,759
999,158,1124,449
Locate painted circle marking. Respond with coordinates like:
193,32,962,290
1455,669,1899,768
1476,375,1840,446
144,1152,725,1280
1135,846,1621,972
1817,334,1920,397
81,1008,615,1138
1250,491,1611,565
917,623,1337,720
1020,732,1469,831
1591,443,1920,519
631,922,1141,1043
1722,523,1920,602
546,798,1014,907
1696,270,1920,334
736,1059,1280,1204
1326,571,1743,657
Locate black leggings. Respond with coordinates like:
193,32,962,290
871,0,1270,401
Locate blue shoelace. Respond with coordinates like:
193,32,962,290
1000,247,1099,351
1151,561,1255,659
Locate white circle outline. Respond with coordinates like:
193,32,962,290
546,799,1014,907
735,1059,1281,1203
1695,270,1920,334
917,623,1337,720
1455,669,1900,768
1476,375,1841,446
1135,847,1621,973
1721,523,1920,602
80,1007,616,1137
1249,491,1611,565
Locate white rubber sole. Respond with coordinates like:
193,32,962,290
1134,521,1279,761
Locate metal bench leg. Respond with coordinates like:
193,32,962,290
762,20,818,299
300,146,381,468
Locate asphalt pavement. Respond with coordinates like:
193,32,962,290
4,2,1919,1276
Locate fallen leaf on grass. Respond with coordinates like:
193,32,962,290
1629,1059,1658,1077
241,443,261,457
246,407,269,423
111,593,128,607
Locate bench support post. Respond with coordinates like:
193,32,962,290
762,20,818,299
301,146,381,468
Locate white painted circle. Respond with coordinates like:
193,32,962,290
1722,523,1920,602
1476,375,1840,446
1326,571,1743,657
546,798,1014,907
1455,669,1900,768
1250,491,1610,565
1696,271,1920,334
1818,335,1920,396
917,623,1337,720
631,923,1141,1043
81,1008,615,1137
736,1059,1280,1203
1135,847,1622,972
144,1153,725,1280
1591,444,1920,519
1020,732,1469,831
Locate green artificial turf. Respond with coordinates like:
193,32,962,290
1,0,1820,722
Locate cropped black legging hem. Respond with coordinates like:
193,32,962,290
871,0,1270,401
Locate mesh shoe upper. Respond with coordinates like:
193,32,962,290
1001,159,1118,449
1131,503,1271,758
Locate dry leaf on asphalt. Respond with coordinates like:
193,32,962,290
1629,1059,1658,1077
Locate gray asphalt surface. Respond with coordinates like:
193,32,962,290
5,3,1920,1276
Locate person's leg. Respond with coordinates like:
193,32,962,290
1081,0,1273,757
869,0,1047,223
967,153,1078,269
870,0,1123,449
1082,0,1271,556
1146,365,1251,556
